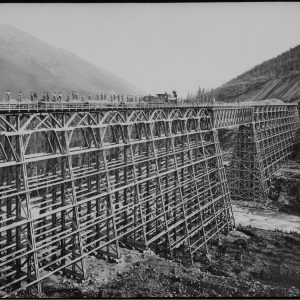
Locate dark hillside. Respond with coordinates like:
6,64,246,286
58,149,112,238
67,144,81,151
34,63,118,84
214,45,300,103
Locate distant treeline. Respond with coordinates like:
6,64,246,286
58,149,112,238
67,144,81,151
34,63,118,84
191,45,300,103
228,45,300,84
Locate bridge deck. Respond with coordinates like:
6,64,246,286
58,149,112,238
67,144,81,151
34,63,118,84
0,101,294,113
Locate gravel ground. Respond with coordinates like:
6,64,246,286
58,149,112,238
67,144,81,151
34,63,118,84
17,225,300,298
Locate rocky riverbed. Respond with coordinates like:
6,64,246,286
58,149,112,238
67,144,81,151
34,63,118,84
233,205,300,233
17,224,300,298
269,161,300,214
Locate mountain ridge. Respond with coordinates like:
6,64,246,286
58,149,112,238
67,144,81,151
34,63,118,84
0,23,143,98
214,45,300,103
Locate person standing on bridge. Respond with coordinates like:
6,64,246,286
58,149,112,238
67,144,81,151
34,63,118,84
42,92,46,102
52,93,56,102
6,90,10,101
75,91,78,100
58,92,62,102
46,92,50,102
66,93,70,102
18,91,22,102
30,91,34,102
33,91,38,101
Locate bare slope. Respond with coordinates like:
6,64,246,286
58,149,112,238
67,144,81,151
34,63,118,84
0,23,143,97
17,226,300,298
215,45,300,103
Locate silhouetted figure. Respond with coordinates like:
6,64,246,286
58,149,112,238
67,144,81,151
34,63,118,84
172,90,177,99
30,91,34,102
46,92,50,102
75,92,78,100
42,92,46,101
18,91,22,102
33,91,37,101
6,90,10,101
52,93,56,101
66,93,70,102
58,92,62,101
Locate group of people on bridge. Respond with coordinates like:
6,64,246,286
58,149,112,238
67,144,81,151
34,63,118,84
3,90,144,103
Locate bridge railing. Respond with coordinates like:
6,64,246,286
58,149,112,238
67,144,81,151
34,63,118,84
0,100,287,112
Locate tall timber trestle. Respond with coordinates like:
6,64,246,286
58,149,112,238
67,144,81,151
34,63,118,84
0,103,298,297
229,105,299,201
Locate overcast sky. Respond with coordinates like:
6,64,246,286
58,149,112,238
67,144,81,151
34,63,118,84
0,3,299,97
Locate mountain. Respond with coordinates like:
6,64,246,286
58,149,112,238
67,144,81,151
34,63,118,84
214,45,300,103
0,23,143,99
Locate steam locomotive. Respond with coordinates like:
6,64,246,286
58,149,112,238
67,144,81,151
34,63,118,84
142,91,178,104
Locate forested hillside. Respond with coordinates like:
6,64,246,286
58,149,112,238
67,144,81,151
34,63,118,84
213,45,300,103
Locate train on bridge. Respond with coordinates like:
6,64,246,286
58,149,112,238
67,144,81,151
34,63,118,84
142,91,178,104
1,90,179,109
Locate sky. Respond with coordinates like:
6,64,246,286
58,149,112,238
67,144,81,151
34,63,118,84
0,3,299,97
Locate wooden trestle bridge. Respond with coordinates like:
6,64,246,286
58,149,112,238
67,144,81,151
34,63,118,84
0,101,299,297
